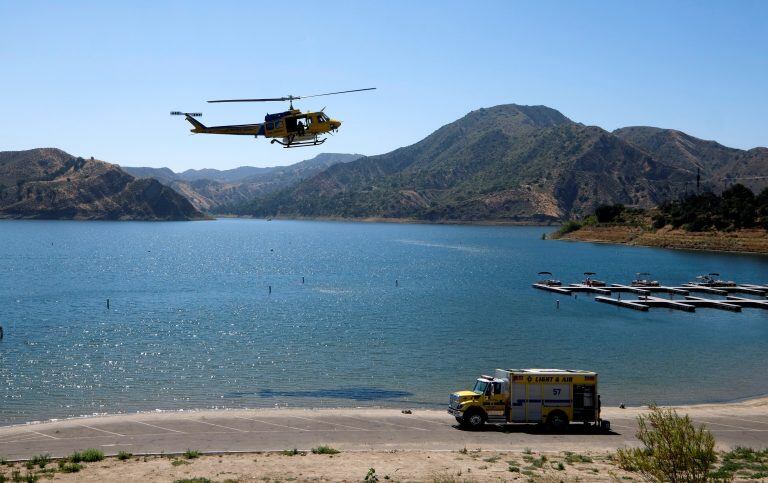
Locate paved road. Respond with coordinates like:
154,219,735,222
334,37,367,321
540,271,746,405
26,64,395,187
2,406,768,460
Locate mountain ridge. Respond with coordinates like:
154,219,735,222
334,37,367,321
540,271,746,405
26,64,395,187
231,104,768,222
0,148,204,220
123,153,362,213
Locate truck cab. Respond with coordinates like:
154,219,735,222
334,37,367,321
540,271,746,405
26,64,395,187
448,368,609,431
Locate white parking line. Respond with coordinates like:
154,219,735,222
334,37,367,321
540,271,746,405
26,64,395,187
714,416,768,427
403,417,451,427
340,415,429,431
290,415,369,431
78,424,125,437
701,420,758,431
235,416,309,432
133,421,185,433
610,424,635,430
185,419,247,433
30,430,58,440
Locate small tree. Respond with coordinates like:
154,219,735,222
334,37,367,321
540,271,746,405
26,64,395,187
616,404,716,483
595,203,625,223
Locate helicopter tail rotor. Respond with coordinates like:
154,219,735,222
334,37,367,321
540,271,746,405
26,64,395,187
171,111,206,131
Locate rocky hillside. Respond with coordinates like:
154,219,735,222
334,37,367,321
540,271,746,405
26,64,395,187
0,148,205,220
123,153,362,213
234,104,768,222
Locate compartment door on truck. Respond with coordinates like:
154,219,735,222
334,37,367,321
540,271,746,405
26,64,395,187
543,383,571,410
511,380,526,422
524,383,542,422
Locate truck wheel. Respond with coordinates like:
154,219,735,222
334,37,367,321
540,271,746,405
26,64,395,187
463,409,485,430
546,411,568,430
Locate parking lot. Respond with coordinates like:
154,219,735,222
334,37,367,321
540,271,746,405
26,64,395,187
2,405,768,460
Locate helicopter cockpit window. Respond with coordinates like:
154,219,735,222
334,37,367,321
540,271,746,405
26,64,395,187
318,113,329,122
274,120,282,129
266,122,274,130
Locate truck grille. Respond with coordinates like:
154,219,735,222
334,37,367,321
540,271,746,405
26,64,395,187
449,394,459,408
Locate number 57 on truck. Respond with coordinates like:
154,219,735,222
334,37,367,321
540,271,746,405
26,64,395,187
448,368,610,431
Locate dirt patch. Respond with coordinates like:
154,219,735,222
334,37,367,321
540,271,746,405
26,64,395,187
558,225,768,255
1,450,636,482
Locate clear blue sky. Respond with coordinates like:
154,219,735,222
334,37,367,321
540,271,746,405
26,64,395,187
1,1,766,171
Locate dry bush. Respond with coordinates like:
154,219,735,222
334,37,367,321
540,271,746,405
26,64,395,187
616,404,716,483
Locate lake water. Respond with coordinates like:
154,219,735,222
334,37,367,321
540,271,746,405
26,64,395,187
1,219,767,425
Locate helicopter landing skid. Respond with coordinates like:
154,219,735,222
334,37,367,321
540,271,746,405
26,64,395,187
270,136,327,148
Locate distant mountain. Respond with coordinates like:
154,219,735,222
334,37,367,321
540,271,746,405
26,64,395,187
0,148,204,220
123,153,362,213
231,105,768,222
177,166,272,183
613,126,768,193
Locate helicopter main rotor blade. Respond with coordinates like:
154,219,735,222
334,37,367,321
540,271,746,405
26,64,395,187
206,88,375,104
207,97,293,103
299,87,376,99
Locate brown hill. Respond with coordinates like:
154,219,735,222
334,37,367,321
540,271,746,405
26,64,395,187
123,153,362,213
232,105,768,222
234,105,716,221
0,148,205,220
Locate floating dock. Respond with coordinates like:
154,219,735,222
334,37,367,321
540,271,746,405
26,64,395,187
593,293,768,313
594,296,649,311
536,278,768,314
532,283,573,295
630,285,690,296
725,296,768,309
683,296,742,312
566,283,612,295
681,284,767,296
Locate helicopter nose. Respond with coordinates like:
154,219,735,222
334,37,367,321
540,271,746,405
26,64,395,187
331,120,342,129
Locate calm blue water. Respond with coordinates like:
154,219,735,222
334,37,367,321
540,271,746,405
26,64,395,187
1,219,767,425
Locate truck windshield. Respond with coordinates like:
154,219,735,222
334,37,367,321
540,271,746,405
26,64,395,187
473,380,488,395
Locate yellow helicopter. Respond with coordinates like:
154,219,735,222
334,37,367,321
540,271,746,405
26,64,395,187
172,87,375,148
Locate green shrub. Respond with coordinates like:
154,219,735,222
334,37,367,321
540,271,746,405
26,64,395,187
508,465,520,472
59,462,83,473
282,448,301,456
183,449,201,460
311,445,340,455
28,454,50,469
615,404,716,483
117,451,132,461
79,448,104,462
711,446,768,480
173,479,212,483
557,220,582,235
595,203,625,223
171,459,190,466
564,452,593,464
364,467,378,482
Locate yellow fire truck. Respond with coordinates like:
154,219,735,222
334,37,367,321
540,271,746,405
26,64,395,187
448,368,609,431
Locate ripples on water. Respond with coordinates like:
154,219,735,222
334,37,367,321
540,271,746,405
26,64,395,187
1,219,767,425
